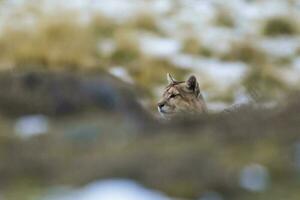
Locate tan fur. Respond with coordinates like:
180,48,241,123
157,74,207,118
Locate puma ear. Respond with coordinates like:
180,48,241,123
186,75,199,92
167,73,176,84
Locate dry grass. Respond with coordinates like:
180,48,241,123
0,5,161,70
0,12,99,69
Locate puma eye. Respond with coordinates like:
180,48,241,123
169,94,177,99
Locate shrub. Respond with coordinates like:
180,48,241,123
90,15,117,38
182,37,213,57
263,17,298,36
214,9,235,28
222,41,267,64
128,58,189,92
110,29,141,64
243,64,287,101
127,13,160,33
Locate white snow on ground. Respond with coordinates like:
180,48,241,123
258,37,300,58
149,0,173,14
139,35,182,58
171,54,247,89
97,39,117,56
170,54,249,111
89,0,142,21
109,67,134,84
200,27,243,54
14,115,49,139
44,179,172,200
293,58,300,71
240,164,270,192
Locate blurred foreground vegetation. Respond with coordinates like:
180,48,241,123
0,71,300,200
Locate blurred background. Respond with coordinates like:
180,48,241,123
0,0,300,200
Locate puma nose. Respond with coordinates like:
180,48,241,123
158,102,165,109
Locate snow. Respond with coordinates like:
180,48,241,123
171,55,247,90
44,179,171,200
240,164,270,192
139,35,182,58
109,67,134,84
292,57,300,71
149,0,172,14
258,37,300,58
14,115,49,138
200,27,242,54
98,39,117,56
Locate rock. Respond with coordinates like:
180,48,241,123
0,71,154,127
